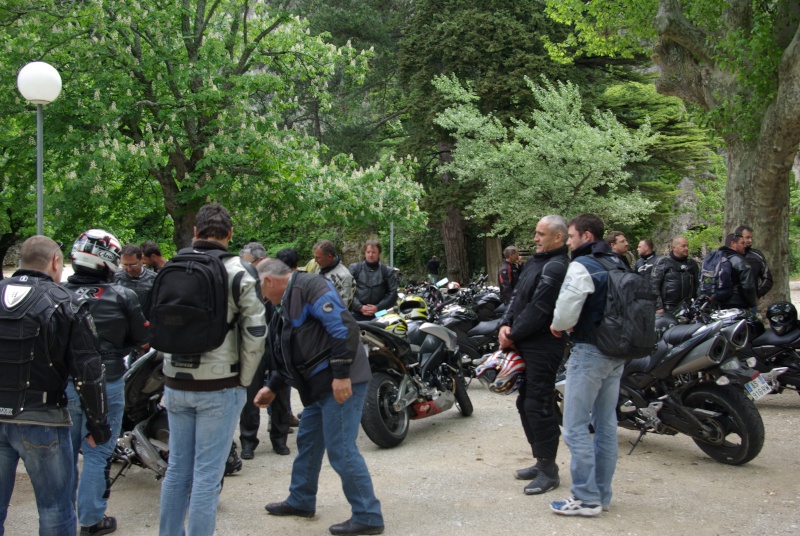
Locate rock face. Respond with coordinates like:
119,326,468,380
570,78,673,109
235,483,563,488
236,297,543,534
2,241,22,270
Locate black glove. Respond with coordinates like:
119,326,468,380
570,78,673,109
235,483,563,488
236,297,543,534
86,419,113,445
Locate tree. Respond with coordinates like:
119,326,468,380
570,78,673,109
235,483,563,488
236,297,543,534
0,1,424,249
543,0,800,301
434,75,657,235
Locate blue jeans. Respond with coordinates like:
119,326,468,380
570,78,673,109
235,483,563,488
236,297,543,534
562,343,624,506
159,386,246,536
0,422,76,536
67,377,124,527
286,382,383,526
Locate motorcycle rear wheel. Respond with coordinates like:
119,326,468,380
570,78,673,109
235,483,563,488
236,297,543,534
453,374,473,416
684,384,764,465
361,372,410,448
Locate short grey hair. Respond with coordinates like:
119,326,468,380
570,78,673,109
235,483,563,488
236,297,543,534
256,257,292,278
240,241,267,261
541,215,568,237
503,245,518,259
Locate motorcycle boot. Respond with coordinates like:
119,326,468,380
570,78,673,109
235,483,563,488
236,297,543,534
272,437,291,456
514,462,539,481
225,442,243,475
524,459,559,495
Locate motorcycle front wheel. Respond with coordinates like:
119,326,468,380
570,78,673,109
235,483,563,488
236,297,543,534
684,384,765,465
453,374,473,416
361,372,410,448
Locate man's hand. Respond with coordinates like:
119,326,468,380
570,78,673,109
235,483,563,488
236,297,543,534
254,387,276,408
498,325,514,350
85,435,97,448
361,304,378,317
332,378,353,404
657,308,665,314
550,325,563,338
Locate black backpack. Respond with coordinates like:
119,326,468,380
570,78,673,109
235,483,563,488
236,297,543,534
149,248,238,355
699,249,733,302
592,256,657,360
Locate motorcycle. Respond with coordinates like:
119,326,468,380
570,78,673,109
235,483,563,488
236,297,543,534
437,303,502,381
556,312,768,465
358,319,473,448
111,349,169,484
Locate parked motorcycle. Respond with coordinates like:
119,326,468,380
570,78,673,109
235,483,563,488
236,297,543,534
438,303,502,381
111,349,169,484
358,320,473,448
556,313,767,465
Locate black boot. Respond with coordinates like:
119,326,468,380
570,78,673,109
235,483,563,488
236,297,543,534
514,462,539,481
272,438,290,456
225,442,243,475
524,458,559,495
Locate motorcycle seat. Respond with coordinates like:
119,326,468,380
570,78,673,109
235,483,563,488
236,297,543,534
468,318,502,337
751,327,800,347
662,323,705,346
624,340,667,374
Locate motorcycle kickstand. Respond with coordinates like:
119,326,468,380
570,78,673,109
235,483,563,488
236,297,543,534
109,459,132,488
627,429,647,455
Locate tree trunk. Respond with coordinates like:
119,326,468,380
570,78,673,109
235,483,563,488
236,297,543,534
485,236,503,283
440,205,469,284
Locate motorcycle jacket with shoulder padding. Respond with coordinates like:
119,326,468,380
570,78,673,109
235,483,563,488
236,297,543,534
0,270,111,444
502,245,569,342
64,273,150,381
650,254,699,312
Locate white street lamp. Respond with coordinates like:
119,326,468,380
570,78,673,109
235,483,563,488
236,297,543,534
17,61,62,235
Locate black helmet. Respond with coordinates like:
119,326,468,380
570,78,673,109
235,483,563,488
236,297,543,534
766,301,797,335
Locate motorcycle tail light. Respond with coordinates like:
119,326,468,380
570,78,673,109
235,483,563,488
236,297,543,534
716,376,731,386
745,357,757,368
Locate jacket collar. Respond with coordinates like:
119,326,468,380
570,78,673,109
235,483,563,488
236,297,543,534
532,245,568,260
571,240,611,259
10,269,53,282
191,239,228,252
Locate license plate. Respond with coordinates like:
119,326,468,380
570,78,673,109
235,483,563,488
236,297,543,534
745,375,772,401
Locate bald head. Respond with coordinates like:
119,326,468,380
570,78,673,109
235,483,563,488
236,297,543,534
19,236,63,281
671,237,689,258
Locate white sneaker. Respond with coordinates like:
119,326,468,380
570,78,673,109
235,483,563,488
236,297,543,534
550,496,602,517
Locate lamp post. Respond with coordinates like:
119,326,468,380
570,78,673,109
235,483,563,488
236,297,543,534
17,61,62,235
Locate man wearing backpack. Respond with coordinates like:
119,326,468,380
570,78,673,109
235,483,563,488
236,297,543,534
155,203,267,536
499,216,569,496
0,236,111,536
548,214,627,517
701,233,757,310
349,240,398,321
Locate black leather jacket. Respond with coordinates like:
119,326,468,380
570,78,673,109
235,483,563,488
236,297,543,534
502,246,569,343
498,260,521,305
113,267,157,318
718,247,757,309
634,253,661,278
0,270,111,444
64,273,149,381
744,247,773,298
650,253,699,312
349,261,398,314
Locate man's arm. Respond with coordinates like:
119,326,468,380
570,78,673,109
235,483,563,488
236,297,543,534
508,261,568,341
375,267,398,312
235,267,267,388
754,250,773,298
649,256,667,311
67,304,112,445
551,261,594,333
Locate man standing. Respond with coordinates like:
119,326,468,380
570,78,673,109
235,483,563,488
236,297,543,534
650,237,699,314
426,255,440,279
65,229,149,535
349,240,398,321
705,233,757,310
605,231,631,268
113,244,157,317
634,239,661,279
549,214,625,517
140,241,168,272
0,236,111,536
498,216,569,496
255,258,384,536
734,225,773,301
498,245,521,305
312,240,355,308
158,204,266,536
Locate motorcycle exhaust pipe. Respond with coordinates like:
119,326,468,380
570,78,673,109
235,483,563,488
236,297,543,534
392,375,419,412
132,421,168,478
672,335,728,375
720,319,748,349
410,390,455,420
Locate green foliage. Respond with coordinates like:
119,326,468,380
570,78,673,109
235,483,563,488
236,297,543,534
434,75,658,236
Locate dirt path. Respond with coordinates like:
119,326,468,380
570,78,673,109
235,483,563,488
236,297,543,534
6,384,800,536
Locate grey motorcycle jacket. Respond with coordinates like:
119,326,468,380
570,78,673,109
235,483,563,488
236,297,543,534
113,267,156,318
0,270,111,444
64,273,149,381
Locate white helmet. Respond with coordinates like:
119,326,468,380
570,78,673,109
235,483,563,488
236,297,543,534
70,229,122,278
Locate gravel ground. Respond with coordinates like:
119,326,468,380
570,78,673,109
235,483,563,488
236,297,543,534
6,384,800,536
4,277,800,535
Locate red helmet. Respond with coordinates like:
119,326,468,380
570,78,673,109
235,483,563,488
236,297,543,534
476,349,525,394
446,281,461,295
